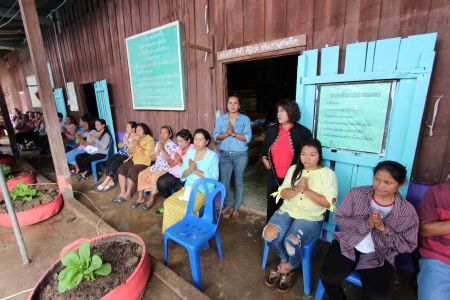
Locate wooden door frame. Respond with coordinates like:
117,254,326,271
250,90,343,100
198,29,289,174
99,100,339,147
216,35,307,111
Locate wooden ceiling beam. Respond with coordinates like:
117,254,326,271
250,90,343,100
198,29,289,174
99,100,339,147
0,5,51,26
0,41,26,50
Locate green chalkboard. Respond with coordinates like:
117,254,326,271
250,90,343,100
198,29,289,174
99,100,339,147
126,21,186,110
315,81,395,154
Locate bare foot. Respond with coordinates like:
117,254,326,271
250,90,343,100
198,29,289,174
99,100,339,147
232,208,240,219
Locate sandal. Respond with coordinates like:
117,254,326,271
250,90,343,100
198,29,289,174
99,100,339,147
277,272,295,292
265,269,282,288
131,200,144,209
112,196,127,204
103,184,115,192
96,185,105,192
222,207,233,219
142,202,155,211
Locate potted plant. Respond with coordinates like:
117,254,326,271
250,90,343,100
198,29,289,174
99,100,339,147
0,182,63,227
29,232,151,300
0,165,36,194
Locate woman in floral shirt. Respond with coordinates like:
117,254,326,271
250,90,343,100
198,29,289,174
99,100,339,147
133,125,177,211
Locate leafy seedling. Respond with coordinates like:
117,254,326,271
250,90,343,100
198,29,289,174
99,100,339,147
58,241,112,293
10,182,44,201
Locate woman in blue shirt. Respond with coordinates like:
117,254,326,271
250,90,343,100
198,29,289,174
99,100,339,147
162,128,219,233
213,95,252,219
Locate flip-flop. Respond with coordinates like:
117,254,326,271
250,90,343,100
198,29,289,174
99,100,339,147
96,185,105,192
141,202,155,211
103,184,115,192
131,200,144,209
112,196,127,204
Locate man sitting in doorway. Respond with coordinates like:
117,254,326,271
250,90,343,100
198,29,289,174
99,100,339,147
417,176,450,299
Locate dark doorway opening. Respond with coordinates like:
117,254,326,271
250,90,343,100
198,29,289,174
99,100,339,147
81,83,99,119
226,54,298,212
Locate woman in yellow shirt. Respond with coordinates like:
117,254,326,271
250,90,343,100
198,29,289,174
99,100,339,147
113,123,155,204
263,139,338,292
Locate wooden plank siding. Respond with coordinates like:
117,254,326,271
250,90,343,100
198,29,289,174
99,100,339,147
0,0,449,183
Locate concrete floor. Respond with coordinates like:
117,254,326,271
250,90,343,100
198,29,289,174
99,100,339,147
14,146,418,300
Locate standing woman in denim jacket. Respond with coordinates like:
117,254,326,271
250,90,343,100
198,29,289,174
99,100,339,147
213,95,252,219
261,99,312,223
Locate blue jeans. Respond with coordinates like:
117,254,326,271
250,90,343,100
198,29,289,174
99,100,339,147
219,151,248,209
66,148,86,165
418,258,450,299
264,210,322,269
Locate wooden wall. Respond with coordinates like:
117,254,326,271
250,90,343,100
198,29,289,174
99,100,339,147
0,0,449,184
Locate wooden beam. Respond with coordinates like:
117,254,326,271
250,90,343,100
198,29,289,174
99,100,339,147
0,5,51,26
0,41,26,50
18,0,73,198
0,84,19,157
183,42,212,53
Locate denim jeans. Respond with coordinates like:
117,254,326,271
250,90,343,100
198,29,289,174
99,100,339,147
66,148,86,165
264,210,322,269
418,258,450,300
219,151,248,209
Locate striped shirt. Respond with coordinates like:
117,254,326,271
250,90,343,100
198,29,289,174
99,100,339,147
419,182,450,265
335,186,419,269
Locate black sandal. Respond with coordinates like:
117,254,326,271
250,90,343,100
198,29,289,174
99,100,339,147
141,202,155,211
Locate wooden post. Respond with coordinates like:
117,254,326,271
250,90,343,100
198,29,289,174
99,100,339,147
0,84,19,157
18,0,73,199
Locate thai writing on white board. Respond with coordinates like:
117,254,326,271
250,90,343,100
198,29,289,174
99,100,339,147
217,35,305,60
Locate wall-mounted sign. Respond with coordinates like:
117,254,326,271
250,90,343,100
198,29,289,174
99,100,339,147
217,34,306,61
315,81,395,154
66,82,79,111
25,75,41,108
126,21,186,110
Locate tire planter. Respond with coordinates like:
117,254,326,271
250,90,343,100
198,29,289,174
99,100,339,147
29,232,151,300
0,154,13,165
0,190,62,227
4,170,36,192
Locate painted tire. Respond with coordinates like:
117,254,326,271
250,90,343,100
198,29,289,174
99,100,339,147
0,154,13,165
28,232,151,300
0,192,63,227
6,170,36,191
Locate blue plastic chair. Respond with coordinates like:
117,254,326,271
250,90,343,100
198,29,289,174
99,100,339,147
314,271,362,300
91,142,114,183
262,239,317,295
163,178,226,291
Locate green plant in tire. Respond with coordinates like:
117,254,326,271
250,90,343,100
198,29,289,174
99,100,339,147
1,164,13,179
10,182,43,201
58,241,112,293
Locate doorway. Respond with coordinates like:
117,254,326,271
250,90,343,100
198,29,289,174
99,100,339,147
81,83,99,119
226,54,298,212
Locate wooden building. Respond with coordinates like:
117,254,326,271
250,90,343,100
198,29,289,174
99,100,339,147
0,0,449,184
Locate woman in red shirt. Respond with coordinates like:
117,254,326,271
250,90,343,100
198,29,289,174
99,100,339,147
261,99,312,222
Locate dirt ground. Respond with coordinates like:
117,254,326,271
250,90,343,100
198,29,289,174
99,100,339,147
16,149,419,300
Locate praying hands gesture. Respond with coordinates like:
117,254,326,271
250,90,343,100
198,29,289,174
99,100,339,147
227,122,235,137
189,159,197,171
174,152,183,165
368,212,385,232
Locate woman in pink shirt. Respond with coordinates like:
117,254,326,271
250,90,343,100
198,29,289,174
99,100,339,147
156,129,194,199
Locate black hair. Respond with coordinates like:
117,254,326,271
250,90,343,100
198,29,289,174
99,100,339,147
81,116,95,131
291,139,324,187
136,123,152,136
228,93,240,104
194,128,211,147
67,115,76,124
373,160,407,184
127,121,137,129
57,112,63,119
276,99,301,122
176,129,193,144
161,125,174,138
95,118,110,141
